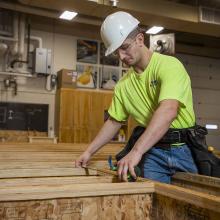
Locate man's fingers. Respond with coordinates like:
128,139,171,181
74,161,80,168
82,161,88,167
117,162,123,181
122,165,128,182
128,164,136,180
75,159,84,168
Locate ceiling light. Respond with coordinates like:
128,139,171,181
146,26,164,35
205,124,218,130
59,11,78,20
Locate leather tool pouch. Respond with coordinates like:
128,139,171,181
116,125,220,178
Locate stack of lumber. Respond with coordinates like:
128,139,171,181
0,130,47,142
0,143,123,173
28,136,58,144
0,142,219,220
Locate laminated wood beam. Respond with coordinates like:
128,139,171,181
0,152,112,161
0,143,123,152
0,168,97,179
0,176,118,187
0,182,154,202
0,160,109,169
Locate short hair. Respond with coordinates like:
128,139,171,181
127,26,146,39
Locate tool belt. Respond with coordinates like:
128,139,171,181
115,125,220,178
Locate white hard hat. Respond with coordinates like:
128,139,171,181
101,11,140,56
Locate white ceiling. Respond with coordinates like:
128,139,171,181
13,0,220,37
1,0,220,58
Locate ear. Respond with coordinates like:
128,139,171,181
136,33,144,46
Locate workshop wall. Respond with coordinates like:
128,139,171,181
0,15,219,149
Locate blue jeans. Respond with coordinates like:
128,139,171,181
140,144,198,184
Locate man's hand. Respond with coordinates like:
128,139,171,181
117,149,142,182
74,151,91,168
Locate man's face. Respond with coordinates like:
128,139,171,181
114,34,142,66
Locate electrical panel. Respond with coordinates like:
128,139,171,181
33,48,52,75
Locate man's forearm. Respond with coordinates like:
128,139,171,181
86,118,122,155
132,100,178,155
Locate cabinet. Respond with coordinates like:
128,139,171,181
55,88,137,143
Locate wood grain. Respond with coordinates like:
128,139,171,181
172,172,220,196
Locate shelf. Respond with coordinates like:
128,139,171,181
0,71,34,78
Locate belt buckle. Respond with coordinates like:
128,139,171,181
172,130,181,143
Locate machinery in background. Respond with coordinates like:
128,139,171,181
149,33,175,55
0,10,55,94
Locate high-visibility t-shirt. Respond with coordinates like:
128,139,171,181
108,52,195,128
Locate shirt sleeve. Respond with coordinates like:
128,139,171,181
108,88,129,122
158,59,191,107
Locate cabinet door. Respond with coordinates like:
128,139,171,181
58,89,75,142
60,90,75,128
73,90,91,143
57,89,115,143
89,92,113,141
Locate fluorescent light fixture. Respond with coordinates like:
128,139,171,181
59,11,78,20
205,124,218,130
146,26,164,35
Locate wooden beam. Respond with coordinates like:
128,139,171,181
172,172,220,196
0,160,109,169
0,176,118,187
0,182,154,201
99,167,220,213
154,182,220,213
0,152,112,161
0,168,97,179
0,143,123,152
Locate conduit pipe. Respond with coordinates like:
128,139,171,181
12,13,19,56
18,13,25,59
28,35,42,48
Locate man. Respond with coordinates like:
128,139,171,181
75,11,198,183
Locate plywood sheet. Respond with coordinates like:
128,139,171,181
0,194,152,220
151,194,220,220
0,182,154,202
